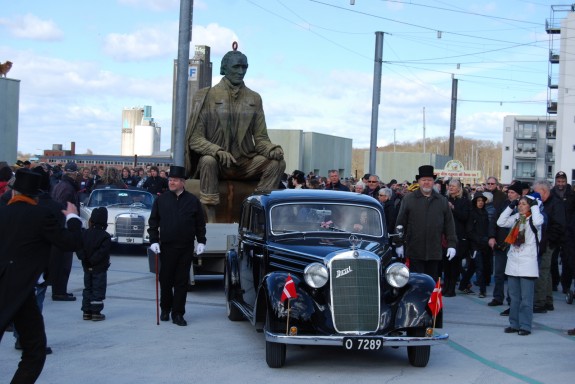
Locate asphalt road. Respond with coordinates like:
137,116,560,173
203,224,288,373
1,246,574,384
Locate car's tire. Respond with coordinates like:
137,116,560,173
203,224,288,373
224,264,244,321
265,311,286,368
407,328,430,368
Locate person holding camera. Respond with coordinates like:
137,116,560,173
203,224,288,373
497,195,544,336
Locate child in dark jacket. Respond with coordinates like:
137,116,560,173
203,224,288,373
77,207,112,321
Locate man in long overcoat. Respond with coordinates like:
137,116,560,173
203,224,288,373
395,165,457,280
0,169,82,383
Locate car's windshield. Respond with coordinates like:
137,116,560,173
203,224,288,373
270,203,384,236
87,189,154,208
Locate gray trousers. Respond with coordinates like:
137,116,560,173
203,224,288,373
508,276,535,332
198,154,286,205
534,247,553,307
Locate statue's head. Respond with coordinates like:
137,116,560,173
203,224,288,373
220,51,248,85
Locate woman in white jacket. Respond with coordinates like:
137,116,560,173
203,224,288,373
496,195,544,336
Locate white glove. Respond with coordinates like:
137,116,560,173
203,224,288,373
446,247,456,261
196,243,205,255
150,243,160,254
395,246,404,258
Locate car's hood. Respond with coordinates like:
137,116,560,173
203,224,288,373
268,237,383,258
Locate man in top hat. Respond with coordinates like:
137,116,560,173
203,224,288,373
148,166,207,326
50,161,80,301
395,165,457,280
0,168,82,383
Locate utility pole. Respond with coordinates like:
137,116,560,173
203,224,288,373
369,31,384,175
173,0,193,166
423,107,426,154
449,75,458,158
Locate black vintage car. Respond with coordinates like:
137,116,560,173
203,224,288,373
224,189,448,368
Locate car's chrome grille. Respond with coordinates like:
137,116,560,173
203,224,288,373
115,214,145,238
330,257,380,333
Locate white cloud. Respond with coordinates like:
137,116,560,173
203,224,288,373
0,14,63,41
102,22,238,62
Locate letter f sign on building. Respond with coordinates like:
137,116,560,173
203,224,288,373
188,65,198,81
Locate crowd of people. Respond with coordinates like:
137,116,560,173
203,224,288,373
0,160,205,382
283,166,575,337
2,158,575,381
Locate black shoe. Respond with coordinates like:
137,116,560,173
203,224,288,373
504,327,518,333
545,303,554,311
91,313,106,321
460,288,475,295
172,314,187,326
83,312,92,320
52,294,76,301
518,330,531,336
479,292,486,298
160,311,170,322
488,299,503,306
14,339,22,350
46,346,53,355
533,306,547,313
500,308,510,316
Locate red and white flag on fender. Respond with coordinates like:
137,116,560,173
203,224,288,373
281,274,297,303
427,278,443,317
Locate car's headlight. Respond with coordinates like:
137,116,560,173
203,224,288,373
304,263,329,288
385,262,409,288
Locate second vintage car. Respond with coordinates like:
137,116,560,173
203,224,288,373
224,189,448,368
80,188,154,245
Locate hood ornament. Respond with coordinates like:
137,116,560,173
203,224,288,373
349,234,361,257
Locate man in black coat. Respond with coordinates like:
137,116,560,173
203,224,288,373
148,166,207,326
533,179,566,313
50,161,80,301
0,169,82,383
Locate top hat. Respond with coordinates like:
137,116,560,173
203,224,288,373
415,165,436,180
169,165,186,179
12,169,41,197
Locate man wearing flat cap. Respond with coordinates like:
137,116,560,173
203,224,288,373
148,166,207,326
395,165,457,281
0,169,82,382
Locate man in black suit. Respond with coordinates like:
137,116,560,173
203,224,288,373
0,169,82,383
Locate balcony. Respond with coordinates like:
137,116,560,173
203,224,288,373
546,153,555,162
550,50,560,63
515,148,537,159
548,101,557,114
546,19,561,34
548,75,558,89
515,171,536,179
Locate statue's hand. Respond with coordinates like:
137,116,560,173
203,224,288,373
216,150,237,168
269,147,284,160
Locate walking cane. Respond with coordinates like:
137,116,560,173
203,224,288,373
155,251,159,325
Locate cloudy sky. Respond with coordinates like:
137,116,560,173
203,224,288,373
0,0,558,156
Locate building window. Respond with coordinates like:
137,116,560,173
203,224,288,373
504,166,509,170
505,146,509,151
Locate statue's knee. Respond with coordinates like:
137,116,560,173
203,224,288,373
199,155,217,169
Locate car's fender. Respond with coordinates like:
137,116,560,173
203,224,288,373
254,272,316,331
394,273,443,329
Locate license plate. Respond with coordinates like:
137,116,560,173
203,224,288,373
343,337,384,350
119,237,143,244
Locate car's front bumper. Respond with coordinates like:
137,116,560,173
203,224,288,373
265,330,449,347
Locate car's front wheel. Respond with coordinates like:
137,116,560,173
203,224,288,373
407,328,430,367
224,264,244,321
265,310,286,368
